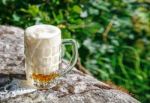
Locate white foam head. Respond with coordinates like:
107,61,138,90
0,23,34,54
25,24,61,39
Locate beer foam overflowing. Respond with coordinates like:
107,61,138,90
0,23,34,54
25,24,61,39
25,24,61,88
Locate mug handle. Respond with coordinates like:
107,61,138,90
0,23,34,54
60,39,78,76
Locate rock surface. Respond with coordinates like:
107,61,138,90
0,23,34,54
0,26,140,103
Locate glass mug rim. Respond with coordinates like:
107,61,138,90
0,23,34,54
25,24,61,39
25,24,78,89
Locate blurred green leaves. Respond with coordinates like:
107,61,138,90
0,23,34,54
20,5,51,24
72,5,82,14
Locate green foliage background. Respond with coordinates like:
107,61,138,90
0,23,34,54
0,0,150,102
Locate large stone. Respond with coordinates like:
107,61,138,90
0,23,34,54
0,26,140,103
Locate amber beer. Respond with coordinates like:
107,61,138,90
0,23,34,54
25,24,78,89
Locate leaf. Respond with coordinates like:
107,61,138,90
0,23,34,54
91,1,109,12
83,22,101,35
12,13,20,22
83,39,96,53
80,11,88,18
72,5,82,14
21,5,40,17
2,0,7,5
89,7,99,15
62,29,72,38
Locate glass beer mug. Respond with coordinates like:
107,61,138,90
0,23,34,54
25,24,78,89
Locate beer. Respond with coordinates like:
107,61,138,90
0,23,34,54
25,24,78,89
